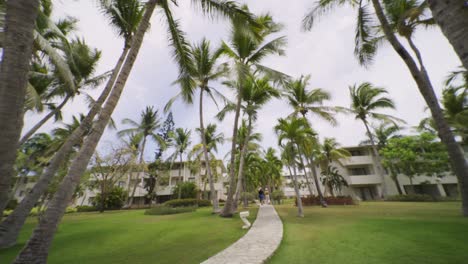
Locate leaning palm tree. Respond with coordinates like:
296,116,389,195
167,128,192,198
349,82,403,198
118,106,164,206
0,0,145,249
12,2,254,261
0,0,41,214
165,38,228,212
220,12,288,217
304,0,468,216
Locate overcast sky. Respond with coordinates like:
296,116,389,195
23,1,461,162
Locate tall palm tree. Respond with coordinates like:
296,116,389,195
12,1,254,261
0,0,145,248
349,82,403,198
360,122,402,148
118,106,164,206
218,75,279,207
0,0,41,214
167,128,192,198
317,138,351,196
427,1,468,71
275,117,315,217
165,38,227,212
220,12,288,217
304,0,468,216
441,86,468,145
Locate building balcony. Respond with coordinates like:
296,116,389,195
340,156,374,166
348,174,382,185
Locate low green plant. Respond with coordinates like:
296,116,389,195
172,182,198,199
386,194,434,202
66,207,78,214
271,190,285,204
76,205,98,212
164,198,211,208
3,210,13,217
240,192,255,203
144,205,197,215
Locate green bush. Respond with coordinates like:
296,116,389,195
91,186,128,210
240,192,255,202
76,205,97,212
164,198,211,208
172,182,198,199
386,194,433,202
3,209,13,216
144,205,196,215
271,190,285,204
66,206,77,214
6,199,18,210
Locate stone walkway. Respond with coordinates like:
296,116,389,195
201,205,283,264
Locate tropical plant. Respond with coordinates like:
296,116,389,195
220,10,288,217
280,142,304,217
321,166,348,196
360,122,402,148
167,128,192,198
304,0,468,216
317,138,351,196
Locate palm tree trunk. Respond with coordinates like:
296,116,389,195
233,115,253,208
0,45,129,249
99,183,106,213
0,0,41,215
199,88,219,212
371,0,468,216
393,175,403,195
221,83,243,217
12,2,157,262
128,136,146,207
290,165,304,217
306,156,327,207
19,95,71,146
298,154,315,198
178,153,183,199
427,0,468,70
362,118,387,198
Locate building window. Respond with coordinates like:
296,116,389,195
349,167,369,176
350,149,364,156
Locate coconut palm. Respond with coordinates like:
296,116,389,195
441,86,468,145
118,106,164,206
0,0,41,214
317,138,351,196
218,75,279,207
360,122,402,149
0,0,145,249
349,82,403,198
220,12,288,217
165,39,228,212
304,0,468,216
427,1,468,70
167,128,192,198
321,166,348,196
281,143,304,217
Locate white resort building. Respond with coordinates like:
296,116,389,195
282,145,461,201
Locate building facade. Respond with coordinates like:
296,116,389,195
282,145,460,201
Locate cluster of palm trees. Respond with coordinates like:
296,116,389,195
0,0,467,262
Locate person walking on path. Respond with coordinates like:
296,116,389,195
258,187,265,205
264,188,270,205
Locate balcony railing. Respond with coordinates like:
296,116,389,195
348,174,382,185
340,156,374,166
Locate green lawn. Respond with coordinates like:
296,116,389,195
0,207,258,264
268,201,468,264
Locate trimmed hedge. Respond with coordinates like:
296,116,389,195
144,205,196,215
76,205,98,212
164,198,211,208
298,195,355,206
386,194,433,202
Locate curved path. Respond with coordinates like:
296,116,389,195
201,205,283,264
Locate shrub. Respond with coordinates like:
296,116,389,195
6,199,18,210
218,199,226,203
271,190,285,204
91,186,127,210
76,205,97,212
172,182,198,199
3,210,13,217
65,207,77,214
386,194,433,202
164,198,210,208
298,195,355,206
240,192,255,202
144,205,196,215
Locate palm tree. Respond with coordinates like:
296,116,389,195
441,86,468,145
220,12,288,217
427,1,468,70
165,38,227,212
349,82,403,198
167,128,192,198
118,106,164,206
317,138,351,196
360,122,402,149
275,117,315,217
304,0,468,216
218,75,279,207
281,143,304,217
12,1,254,261
0,0,145,248
0,0,41,214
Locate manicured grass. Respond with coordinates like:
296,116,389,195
0,207,258,264
268,201,468,264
